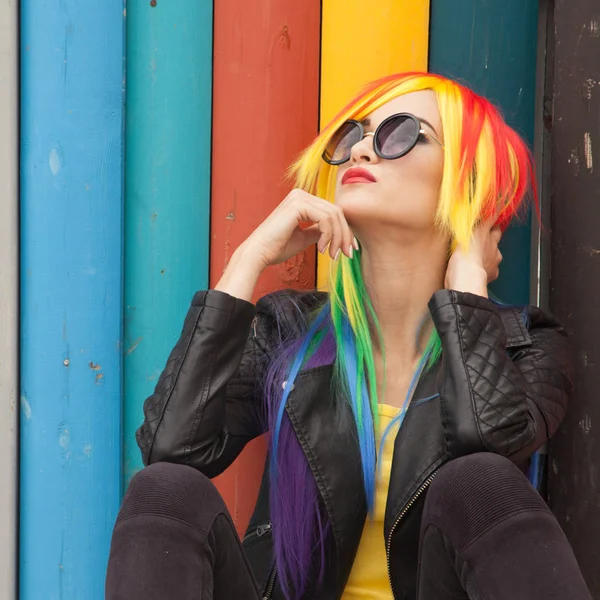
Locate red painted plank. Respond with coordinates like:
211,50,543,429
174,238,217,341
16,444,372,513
210,2,321,534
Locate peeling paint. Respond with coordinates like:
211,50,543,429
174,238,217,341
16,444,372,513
59,428,70,449
580,246,600,258
584,132,593,172
579,415,592,435
279,25,291,50
95,373,104,384
580,348,599,369
21,395,32,421
145,370,160,382
89,362,101,371
583,78,597,100
49,147,62,175
279,251,307,283
127,337,142,355
568,148,580,175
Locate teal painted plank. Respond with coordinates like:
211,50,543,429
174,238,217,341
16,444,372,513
124,2,213,485
20,1,125,598
429,0,539,304
0,0,18,597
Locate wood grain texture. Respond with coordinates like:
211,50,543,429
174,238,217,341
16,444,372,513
317,0,430,289
0,0,18,597
429,0,539,304
20,2,125,597
547,1,600,595
210,0,321,533
123,0,213,487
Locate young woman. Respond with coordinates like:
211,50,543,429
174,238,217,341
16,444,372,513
106,73,591,600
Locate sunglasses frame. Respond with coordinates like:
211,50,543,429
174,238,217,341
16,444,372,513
323,112,444,166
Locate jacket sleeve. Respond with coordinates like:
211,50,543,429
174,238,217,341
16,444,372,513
136,289,278,478
429,289,572,463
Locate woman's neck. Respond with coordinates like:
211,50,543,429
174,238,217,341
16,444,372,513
359,232,448,365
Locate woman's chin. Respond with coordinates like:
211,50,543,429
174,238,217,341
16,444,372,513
336,194,396,222
335,187,381,213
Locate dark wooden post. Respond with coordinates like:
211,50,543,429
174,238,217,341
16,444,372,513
548,1,600,595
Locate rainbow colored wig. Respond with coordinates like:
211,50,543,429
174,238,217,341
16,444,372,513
263,72,537,599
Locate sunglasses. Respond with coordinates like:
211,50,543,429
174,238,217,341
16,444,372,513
323,112,444,165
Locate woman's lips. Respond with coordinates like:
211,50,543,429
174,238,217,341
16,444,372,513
341,167,377,185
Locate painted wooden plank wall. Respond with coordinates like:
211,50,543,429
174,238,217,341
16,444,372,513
0,0,18,597
210,0,321,533
317,0,431,288
20,1,125,598
123,1,214,487
547,1,600,595
429,0,539,304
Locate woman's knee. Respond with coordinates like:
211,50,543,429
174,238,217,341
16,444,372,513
422,453,550,550
118,462,227,530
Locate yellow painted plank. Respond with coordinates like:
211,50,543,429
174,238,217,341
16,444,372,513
318,0,430,288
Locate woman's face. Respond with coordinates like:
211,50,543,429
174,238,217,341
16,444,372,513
334,90,445,239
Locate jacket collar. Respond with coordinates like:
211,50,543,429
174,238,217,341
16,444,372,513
284,361,448,593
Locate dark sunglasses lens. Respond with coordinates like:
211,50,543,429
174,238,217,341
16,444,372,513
377,115,419,158
324,122,361,164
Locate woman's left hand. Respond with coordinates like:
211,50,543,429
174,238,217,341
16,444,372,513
444,220,503,298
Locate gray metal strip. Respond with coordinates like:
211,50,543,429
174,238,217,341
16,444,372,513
0,1,19,598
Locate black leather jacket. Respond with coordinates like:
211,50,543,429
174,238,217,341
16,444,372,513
137,288,571,600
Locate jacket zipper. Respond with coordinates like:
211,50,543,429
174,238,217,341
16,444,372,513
386,470,439,597
241,521,276,599
263,473,438,599
262,565,277,599
242,521,272,544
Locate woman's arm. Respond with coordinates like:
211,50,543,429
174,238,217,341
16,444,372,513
135,285,279,477
136,189,356,477
136,238,272,476
429,289,571,463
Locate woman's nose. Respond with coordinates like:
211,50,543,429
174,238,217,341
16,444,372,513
349,132,378,164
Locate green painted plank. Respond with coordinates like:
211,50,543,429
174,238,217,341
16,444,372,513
124,2,213,485
429,0,539,304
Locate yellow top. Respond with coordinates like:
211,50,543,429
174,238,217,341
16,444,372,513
342,404,398,599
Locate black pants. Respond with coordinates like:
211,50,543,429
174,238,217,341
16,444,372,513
105,453,591,600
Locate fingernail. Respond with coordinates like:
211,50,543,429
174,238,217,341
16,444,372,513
348,246,353,259
353,237,359,251
334,249,341,261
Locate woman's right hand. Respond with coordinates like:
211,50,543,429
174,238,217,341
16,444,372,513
215,189,356,301
243,189,357,270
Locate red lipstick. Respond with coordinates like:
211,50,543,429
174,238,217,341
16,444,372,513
341,167,377,185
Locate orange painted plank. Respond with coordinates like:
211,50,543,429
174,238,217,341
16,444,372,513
210,1,321,534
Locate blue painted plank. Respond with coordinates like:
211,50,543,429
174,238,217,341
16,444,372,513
0,0,18,596
123,2,213,485
20,2,125,598
429,0,539,304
